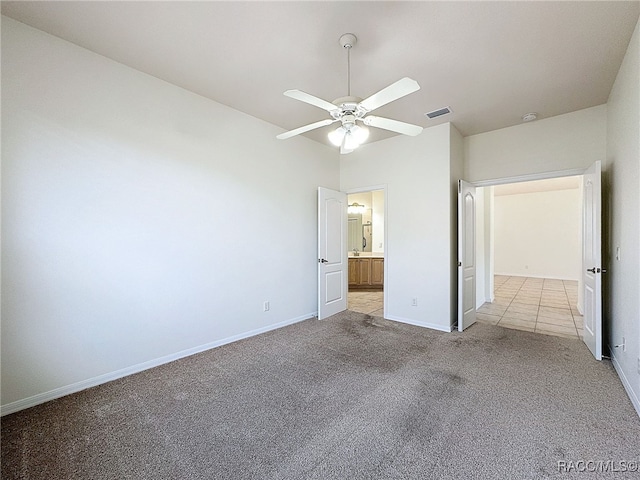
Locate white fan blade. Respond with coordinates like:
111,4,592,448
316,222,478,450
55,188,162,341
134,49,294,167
359,77,420,112
363,116,423,136
283,90,339,113
276,119,335,140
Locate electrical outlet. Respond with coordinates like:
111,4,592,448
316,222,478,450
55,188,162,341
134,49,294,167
637,358,640,375
412,298,418,307
622,337,626,352
616,246,621,261
263,301,270,312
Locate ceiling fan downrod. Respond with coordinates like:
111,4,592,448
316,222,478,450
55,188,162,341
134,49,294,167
339,33,357,97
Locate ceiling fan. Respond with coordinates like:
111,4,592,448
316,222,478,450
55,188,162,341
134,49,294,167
276,33,424,154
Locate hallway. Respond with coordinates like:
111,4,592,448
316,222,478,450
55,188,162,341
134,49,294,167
476,275,583,339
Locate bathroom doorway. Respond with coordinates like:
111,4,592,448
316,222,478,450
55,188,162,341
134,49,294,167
346,188,385,316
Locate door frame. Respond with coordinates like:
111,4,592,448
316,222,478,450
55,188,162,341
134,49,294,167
471,167,587,305
465,166,603,358
345,184,388,319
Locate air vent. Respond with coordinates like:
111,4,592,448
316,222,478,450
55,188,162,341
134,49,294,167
425,107,452,119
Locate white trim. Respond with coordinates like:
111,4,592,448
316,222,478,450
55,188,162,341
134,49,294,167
385,314,453,333
345,184,387,194
472,168,586,188
610,349,640,419
0,312,316,416
494,272,580,282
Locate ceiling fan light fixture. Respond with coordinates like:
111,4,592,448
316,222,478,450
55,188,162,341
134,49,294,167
344,131,361,150
328,126,346,146
350,124,369,144
329,123,369,150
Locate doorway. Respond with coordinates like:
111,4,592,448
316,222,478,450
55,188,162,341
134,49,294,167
346,188,386,316
474,175,586,339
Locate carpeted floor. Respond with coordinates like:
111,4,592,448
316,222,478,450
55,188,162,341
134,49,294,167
2,311,640,479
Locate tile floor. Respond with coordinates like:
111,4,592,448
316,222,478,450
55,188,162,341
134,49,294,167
477,275,584,340
348,290,384,317
348,276,583,341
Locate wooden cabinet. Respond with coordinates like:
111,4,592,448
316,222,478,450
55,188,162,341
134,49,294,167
348,258,359,285
348,257,383,289
358,258,371,285
371,258,384,285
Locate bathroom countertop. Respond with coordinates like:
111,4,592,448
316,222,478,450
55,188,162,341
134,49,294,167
348,252,384,258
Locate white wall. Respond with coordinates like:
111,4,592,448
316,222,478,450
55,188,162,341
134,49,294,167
1,18,339,412
465,105,607,183
493,188,582,281
340,123,456,331
606,17,640,415
449,125,465,323
371,190,385,253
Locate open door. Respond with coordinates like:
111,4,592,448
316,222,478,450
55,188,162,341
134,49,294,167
318,187,348,320
582,161,602,360
458,180,477,331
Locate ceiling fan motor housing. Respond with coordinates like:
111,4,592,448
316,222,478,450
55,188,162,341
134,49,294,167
331,96,367,125
341,113,356,128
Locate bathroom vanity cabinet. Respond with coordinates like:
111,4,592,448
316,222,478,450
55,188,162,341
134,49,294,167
348,257,383,289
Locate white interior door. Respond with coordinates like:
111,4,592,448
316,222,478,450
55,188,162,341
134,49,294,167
318,187,348,320
582,161,602,360
458,180,477,331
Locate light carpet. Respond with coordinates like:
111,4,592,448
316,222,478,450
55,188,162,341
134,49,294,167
2,311,639,479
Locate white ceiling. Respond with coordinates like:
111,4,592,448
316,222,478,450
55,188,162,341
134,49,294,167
2,1,639,147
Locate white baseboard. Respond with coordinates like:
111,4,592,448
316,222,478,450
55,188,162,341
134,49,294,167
610,349,640,419
494,272,579,281
385,314,453,333
1,312,315,416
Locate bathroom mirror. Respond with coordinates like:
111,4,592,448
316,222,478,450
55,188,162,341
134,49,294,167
347,190,384,254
